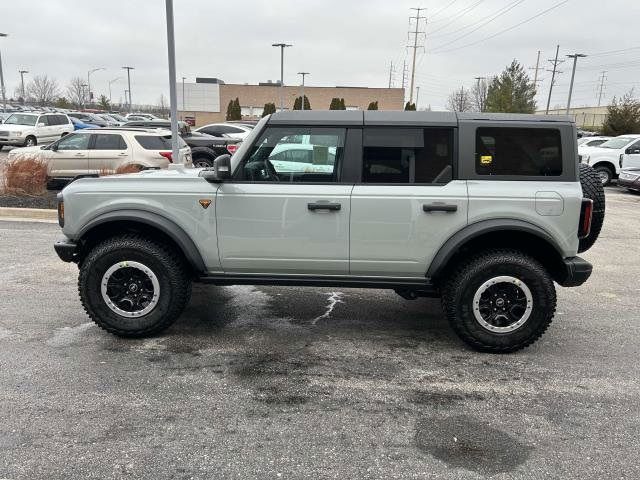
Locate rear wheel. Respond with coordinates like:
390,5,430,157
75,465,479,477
78,234,191,337
442,250,556,353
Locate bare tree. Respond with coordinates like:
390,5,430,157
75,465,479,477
26,75,60,106
447,86,473,112
157,94,168,117
471,77,489,112
66,77,85,108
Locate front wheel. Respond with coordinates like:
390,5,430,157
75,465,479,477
593,164,613,186
78,234,192,337
441,250,556,353
24,136,37,147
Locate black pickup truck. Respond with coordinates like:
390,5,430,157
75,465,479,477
122,120,241,167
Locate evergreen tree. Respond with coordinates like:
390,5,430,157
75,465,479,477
226,100,234,120
340,98,346,110
485,60,537,113
601,91,640,135
367,101,379,110
98,95,110,111
293,95,311,110
262,102,276,117
404,101,416,111
329,98,340,110
54,97,71,109
230,97,242,120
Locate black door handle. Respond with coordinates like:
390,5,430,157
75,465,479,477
423,202,458,213
308,202,341,211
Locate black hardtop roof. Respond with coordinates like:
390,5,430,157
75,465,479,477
267,110,573,126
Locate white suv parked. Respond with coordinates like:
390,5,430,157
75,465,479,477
0,112,74,149
7,128,192,180
578,134,640,185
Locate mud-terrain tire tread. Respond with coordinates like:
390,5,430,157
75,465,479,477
578,163,605,253
78,234,191,337
190,146,218,168
442,249,556,353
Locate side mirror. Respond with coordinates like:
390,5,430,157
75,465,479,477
214,154,231,180
51,143,59,151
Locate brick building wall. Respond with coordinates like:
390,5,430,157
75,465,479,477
179,84,405,126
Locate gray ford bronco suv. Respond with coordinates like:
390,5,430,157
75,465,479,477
54,111,604,353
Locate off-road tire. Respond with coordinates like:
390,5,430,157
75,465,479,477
442,250,556,353
78,234,191,337
578,163,605,253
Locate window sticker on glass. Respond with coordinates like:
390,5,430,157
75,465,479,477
480,155,493,165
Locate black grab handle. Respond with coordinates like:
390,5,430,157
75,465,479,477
423,203,458,213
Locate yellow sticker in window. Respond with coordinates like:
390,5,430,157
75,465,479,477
480,155,493,165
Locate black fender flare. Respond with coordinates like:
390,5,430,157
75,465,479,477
76,209,206,273
426,219,564,278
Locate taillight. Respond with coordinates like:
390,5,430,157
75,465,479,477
159,151,173,163
578,198,593,238
57,199,64,228
227,144,238,155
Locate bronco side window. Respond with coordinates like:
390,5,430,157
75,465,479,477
236,127,345,183
475,127,562,176
362,128,454,184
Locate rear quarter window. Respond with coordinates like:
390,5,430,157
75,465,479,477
475,127,562,176
135,135,186,150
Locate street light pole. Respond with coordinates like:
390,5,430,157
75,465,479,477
297,72,309,110
566,53,587,115
0,33,8,112
122,66,134,112
181,76,186,120
81,84,89,109
272,43,292,111
164,0,180,164
87,67,105,107
19,70,28,103
108,77,121,104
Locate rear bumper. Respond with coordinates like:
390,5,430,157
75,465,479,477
557,256,592,287
54,238,78,263
617,176,640,190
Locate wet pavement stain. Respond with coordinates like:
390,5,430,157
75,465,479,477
409,390,486,407
414,415,531,476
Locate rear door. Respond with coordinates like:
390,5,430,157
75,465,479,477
35,115,55,142
621,139,640,169
88,133,130,174
216,125,353,274
46,132,91,177
350,126,468,277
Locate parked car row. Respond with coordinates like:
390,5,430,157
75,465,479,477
578,134,640,186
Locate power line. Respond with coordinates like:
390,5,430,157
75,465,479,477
431,0,570,54
428,0,485,34
407,7,427,104
430,0,459,19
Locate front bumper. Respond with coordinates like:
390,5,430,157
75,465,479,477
617,173,640,191
0,137,26,146
557,256,592,287
54,238,78,263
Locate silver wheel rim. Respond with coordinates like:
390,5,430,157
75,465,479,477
26,138,35,146
101,261,160,318
597,170,609,184
472,276,533,333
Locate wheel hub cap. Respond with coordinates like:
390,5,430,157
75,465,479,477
472,275,533,333
101,261,160,318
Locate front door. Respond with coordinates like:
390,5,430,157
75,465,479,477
216,126,352,275
45,132,91,178
350,127,468,277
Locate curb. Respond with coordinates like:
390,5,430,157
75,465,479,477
0,207,57,221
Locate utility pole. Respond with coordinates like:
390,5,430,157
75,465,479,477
407,7,426,104
19,69,28,102
401,60,408,90
297,72,309,110
597,71,607,107
530,50,541,85
81,84,88,109
545,45,563,114
0,33,8,112
565,53,587,115
416,86,420,110
122,66,134,112
124,90,129,110
388,61,394,88
108,77,121,104
272,43,292,111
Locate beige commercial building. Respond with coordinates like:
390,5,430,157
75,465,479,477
536,106,609,129
177,78,405,126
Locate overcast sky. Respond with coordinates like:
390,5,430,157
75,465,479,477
1,0,639,110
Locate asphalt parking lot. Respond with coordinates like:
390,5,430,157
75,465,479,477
1,185,639,479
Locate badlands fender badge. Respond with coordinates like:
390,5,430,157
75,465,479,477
199,199,212,209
